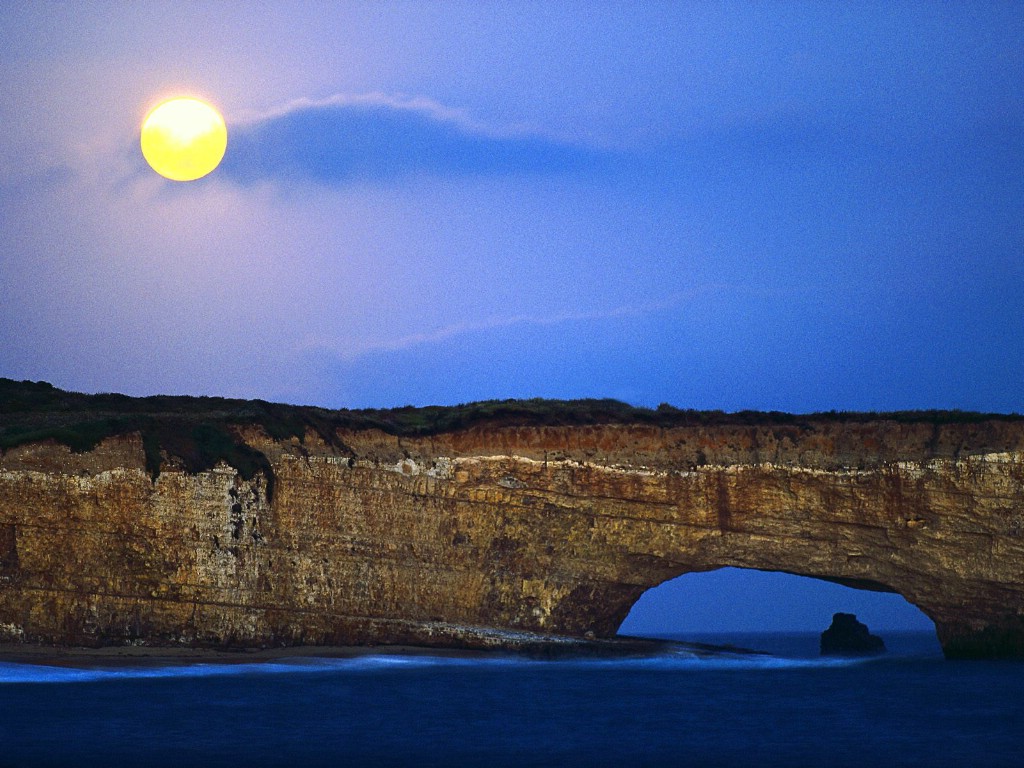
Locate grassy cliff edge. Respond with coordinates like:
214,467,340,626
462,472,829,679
2,377,1020,494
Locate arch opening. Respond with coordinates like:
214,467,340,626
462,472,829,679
616,567,939,654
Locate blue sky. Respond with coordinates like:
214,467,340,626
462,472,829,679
1,2,1021,632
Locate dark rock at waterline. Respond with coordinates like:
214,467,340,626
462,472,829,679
820,613,886,656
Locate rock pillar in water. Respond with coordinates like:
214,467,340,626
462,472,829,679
820,613,886,656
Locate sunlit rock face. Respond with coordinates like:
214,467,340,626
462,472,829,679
2,417,1023,659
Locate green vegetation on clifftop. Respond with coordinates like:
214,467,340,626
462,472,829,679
2,378,1020,495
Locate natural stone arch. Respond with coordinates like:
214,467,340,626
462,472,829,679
2,406,1024,660
403,433,1024,660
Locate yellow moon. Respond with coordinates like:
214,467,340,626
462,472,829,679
140,97,227,181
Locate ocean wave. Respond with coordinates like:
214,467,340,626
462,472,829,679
0,659,314,684
0,649,874,684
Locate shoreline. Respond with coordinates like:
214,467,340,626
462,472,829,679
0,643,506,668
0,635,765,669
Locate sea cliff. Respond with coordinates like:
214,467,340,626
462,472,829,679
2,380,1023,658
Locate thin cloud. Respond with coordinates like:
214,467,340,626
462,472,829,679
220,93,610,185
297,288,726,360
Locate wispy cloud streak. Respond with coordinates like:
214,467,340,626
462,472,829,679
221,93,609,185
297,288,725,360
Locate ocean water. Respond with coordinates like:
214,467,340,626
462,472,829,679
1,632,1022,768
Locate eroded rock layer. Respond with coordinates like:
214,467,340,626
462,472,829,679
2,414,1024,658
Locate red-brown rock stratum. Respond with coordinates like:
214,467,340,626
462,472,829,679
1,379,1023,658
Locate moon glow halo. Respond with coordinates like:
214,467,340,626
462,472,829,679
141,97,227,181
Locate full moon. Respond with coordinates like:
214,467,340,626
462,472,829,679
140,97,227,181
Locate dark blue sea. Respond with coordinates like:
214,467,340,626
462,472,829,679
2,632,1022,768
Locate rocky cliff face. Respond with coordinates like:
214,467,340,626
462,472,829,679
2,400,1023,658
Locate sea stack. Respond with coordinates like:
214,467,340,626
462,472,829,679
820,613,886,656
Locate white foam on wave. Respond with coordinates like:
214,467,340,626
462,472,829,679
0,650,873,684
0,653,528,684
0,659,313,684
